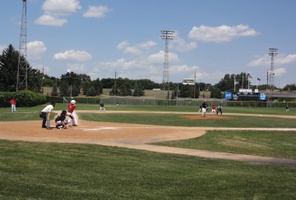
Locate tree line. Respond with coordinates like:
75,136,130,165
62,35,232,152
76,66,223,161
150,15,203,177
1,44,295,99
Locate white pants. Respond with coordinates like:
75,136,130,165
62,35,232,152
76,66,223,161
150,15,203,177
11,104,16,112
67,112,77,125
202,108,207,117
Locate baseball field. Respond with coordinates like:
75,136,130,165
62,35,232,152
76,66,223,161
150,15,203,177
0,104,296,199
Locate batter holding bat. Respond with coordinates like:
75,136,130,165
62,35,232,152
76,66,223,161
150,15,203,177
67,100,77,126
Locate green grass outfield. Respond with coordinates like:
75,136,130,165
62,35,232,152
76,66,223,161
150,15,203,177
0,105,296,199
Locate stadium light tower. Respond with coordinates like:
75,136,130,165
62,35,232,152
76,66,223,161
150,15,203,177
16,0,28,91
268,48,278,91
161,30,174,99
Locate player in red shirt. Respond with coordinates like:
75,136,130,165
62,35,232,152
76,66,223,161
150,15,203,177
9,98,16,112
211,105,216,114
67,100,77,126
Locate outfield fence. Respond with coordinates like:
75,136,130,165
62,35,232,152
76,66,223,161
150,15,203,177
48,96,296,108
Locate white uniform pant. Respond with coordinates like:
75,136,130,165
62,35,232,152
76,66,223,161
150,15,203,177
67,112,77,125
11,104,16,112
202,108,207,117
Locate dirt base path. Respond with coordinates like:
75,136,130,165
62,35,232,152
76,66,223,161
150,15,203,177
1,111,296,167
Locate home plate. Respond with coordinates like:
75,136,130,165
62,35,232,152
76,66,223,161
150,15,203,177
84,127,120,131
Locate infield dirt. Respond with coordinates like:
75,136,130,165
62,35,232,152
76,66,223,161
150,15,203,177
1,111,296,167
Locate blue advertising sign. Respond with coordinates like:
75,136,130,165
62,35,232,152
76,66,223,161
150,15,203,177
224,92,232,100
259,93,267,100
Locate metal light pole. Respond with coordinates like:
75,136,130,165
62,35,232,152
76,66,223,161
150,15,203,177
161,30,174,100
16,0,28,91
269,48,278,91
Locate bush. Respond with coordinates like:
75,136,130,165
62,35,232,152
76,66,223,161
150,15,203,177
0,90,47,107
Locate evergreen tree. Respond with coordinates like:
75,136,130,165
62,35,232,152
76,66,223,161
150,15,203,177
0,44,43,92
59,81,69,97
210,87,222,98
51,81,58,96
109,84,119,96
71,85,79,97
0,45,20,91
87,86,97,96
118,83,132,96
82,80,92,95
132,81,144,96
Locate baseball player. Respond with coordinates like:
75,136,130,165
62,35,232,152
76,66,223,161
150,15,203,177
40,101,56,129
216,104,222,115
286,105,289,112
99,102,106,112
9,98,16,112
55,110,68,129
211,105,216,114
67,100,77,126
197,105,202,113
201,101,208,117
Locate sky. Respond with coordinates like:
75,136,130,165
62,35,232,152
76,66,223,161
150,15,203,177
1,0,296,88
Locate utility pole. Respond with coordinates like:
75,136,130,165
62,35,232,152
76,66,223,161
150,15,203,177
41,66,44,94
234,75,236,92
161,30,174,99
114,70,117,96
193,71,196,98
16,0,28,91
266,70,269,87
241,73,244,89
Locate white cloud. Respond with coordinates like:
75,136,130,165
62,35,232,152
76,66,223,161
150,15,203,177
0,44,6,53
117,40,157,55
147,51,179,64
67,63,87,72
137,40,157,49
27,41,47,60
123,47,142,56
170,64,198,75
98,51,179,82
32,64,51,74
248,54,296,67
172,31,197,52
35,0,81,26
53,50,92,62
188,24,259,43
42,0,81,16
277,54,296,65
101,58,138,70
274,68,286,76
117,41,129,50
35,14,68,27
83,5,110,19
174,40,197,52
248,56,269,67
